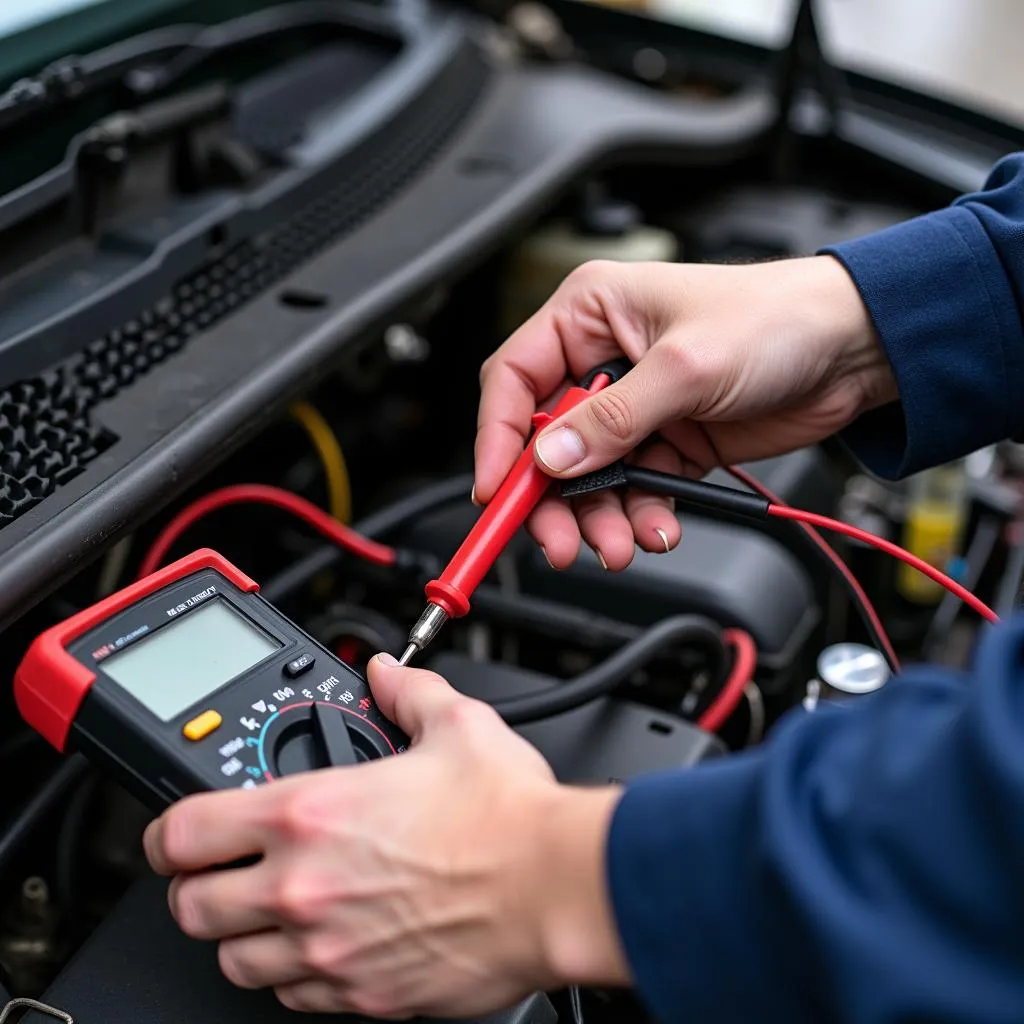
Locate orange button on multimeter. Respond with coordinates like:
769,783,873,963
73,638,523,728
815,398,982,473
183,710,222,741
13,549,408,813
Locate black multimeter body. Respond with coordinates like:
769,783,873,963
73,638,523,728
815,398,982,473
15,550,407,813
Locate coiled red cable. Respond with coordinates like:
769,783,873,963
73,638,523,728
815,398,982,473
136,484,396,580
697,628,758,733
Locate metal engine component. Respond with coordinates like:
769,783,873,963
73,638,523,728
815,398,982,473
0,878,64,998
817,643,891,698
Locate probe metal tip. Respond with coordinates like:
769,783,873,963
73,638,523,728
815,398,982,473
400,603,449,667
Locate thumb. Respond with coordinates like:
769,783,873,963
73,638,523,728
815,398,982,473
367,653,472,743
533,351,684,477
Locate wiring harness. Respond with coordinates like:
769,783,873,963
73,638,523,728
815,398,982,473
133,453,1001,738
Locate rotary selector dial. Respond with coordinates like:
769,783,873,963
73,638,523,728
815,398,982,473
212,674,405,788
260,700,397,778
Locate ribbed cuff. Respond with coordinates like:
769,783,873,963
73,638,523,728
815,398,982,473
821,206,1022,478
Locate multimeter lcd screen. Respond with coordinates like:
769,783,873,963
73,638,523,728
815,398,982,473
100,599,281,721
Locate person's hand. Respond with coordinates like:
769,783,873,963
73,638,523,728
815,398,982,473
475,256,898,570
143,655,628,1018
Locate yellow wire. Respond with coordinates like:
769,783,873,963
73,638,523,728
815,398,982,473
289,400,352,523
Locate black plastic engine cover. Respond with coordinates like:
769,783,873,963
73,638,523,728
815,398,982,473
429,652,725,781
25,874,557,1024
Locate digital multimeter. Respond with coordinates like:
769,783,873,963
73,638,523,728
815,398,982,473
14,550,408,811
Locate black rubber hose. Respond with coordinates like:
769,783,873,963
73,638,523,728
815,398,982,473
356,474,475,539
262,474,473,603
491,616,727,726
471,587,641,649
55,773,101,926
0,755,91,876
624,466,771,519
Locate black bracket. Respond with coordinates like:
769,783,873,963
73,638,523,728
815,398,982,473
76,80,236,234
769,0,847,176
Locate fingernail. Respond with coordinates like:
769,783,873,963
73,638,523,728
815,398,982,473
541,546,557,570
656,528,670,553
377,652,398,667
535,427,586,473
596,549,609,570
471,485,479,506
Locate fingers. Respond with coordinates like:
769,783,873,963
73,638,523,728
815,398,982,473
474,265,634,503
573,490,635,571
367,656,478,741
526,495,581,569
533,344,690,479
218,931,307,990
473,417,531,509
540,445,682,567
169,864,278,940
526,444,683,567
144,788,271,876
474,318,569,504
524,447,685,570
625,443,683,554
276,980,350,1016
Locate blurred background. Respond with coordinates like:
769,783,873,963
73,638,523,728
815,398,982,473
0,1,107,35
571,0,1024,127
6,0,1024,126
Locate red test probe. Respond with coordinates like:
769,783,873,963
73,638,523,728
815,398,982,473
398,371,613,665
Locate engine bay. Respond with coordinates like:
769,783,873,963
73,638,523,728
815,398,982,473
0,0,1023,1020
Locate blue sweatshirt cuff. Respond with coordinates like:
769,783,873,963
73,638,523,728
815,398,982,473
821,205,1024,478
605,619,1024,1023
606,751,808,1023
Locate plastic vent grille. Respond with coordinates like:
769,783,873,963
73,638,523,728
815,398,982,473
0,373,113,524
0,51,486,531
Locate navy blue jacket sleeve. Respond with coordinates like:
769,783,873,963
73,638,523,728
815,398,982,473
604,156,1024,1023
606,617,1024,1022
821,151,1024,478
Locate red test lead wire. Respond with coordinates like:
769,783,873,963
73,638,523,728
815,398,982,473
727,465,901,672
767,505,1000,624
617,463,1000,633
